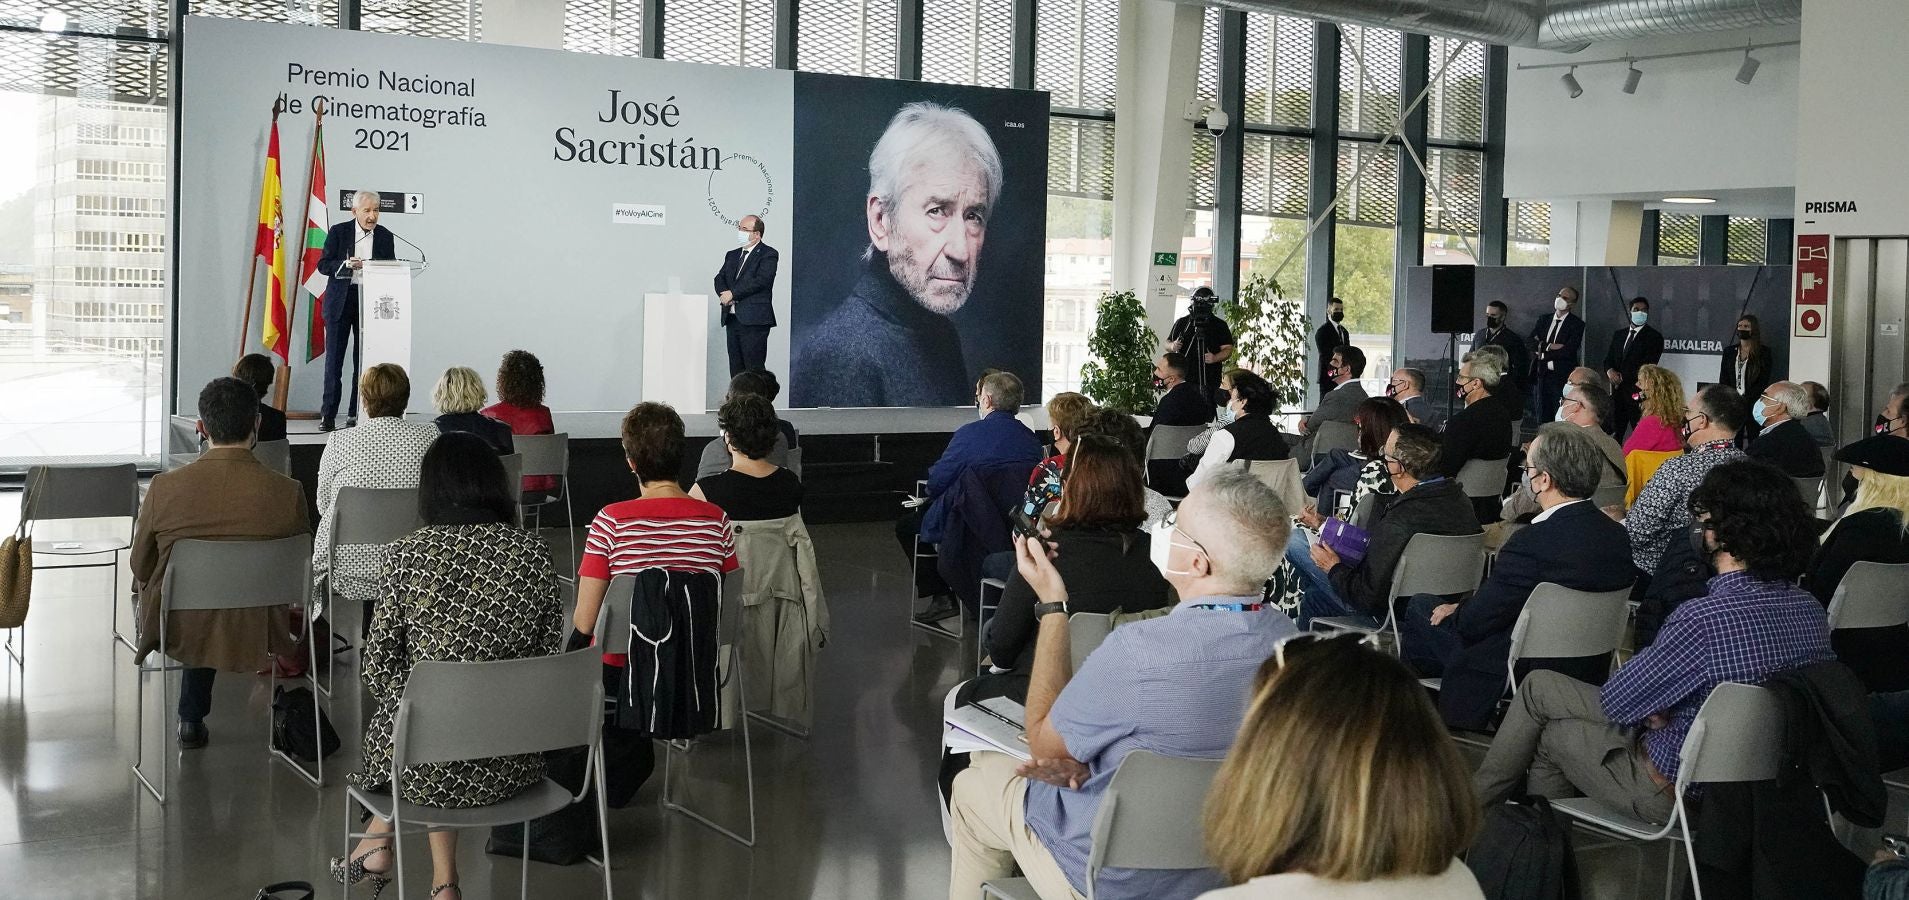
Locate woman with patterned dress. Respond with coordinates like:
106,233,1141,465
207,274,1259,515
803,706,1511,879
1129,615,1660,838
332,433,563,900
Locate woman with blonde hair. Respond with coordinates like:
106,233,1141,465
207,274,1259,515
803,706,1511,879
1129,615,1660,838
1805,435,1909,692
432,366,513,455
1022,391,1095,519
1200,634,1484,899
1622,363,1686,454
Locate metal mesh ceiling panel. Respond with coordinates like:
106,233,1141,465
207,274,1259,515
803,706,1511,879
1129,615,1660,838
1241,133,1308,219
1427,36,1484,144
1727,216,1767,265
1035,0,1118,110
799,0,898,77
1658,213,1701,260
1337,140,1397,226
1425,147,1481,236
1049,117,1114,199
920,0,1012,87
1337,24,1400,136
195,0,336,26
1512,201,1551,244
364,0,477,40
0,33,167,102
664,0,775,67
1243,13,1312,129
1188,131,1215,210
563,0,642,56
1195,5,1219,105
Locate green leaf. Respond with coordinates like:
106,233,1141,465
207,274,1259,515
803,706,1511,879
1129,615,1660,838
1078,290,1159,415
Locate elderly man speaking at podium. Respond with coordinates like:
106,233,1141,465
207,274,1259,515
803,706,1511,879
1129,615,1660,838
316,190,396,432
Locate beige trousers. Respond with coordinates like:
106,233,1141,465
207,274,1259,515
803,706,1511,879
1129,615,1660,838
948,751,1087,900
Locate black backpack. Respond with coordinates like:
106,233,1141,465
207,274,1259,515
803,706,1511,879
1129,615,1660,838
1466,795,1582,900
271,685,340,762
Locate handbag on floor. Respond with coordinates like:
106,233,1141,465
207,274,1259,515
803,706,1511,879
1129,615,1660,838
270,686,340,762
253,882,313,900
0,470,42,630
1465,795,1581,900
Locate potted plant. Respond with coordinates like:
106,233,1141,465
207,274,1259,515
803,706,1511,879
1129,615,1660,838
1079,289,1158,416
1217,274,1311,408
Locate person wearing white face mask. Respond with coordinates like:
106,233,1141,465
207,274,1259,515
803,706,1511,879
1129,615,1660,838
1745,380,1827,478
1601,296,1663,439
1527,286,1584,425
713,214,780,376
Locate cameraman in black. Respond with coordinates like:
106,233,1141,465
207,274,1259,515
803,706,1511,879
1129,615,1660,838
1165,286,1237,408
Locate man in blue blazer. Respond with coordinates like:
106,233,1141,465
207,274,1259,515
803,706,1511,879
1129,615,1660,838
315,190,396,430
1401,422,1636,731
714,215,778,377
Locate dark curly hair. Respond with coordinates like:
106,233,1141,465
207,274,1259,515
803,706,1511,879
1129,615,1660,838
1228,370,1277,416
1687,459,1818,582
717,393,780,460
620,402,684,484
495,350,546,407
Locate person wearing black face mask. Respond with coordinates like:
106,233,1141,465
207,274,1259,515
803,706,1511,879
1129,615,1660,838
1474,299,1530,419
1313,297,1349,397
1719,314,1774,437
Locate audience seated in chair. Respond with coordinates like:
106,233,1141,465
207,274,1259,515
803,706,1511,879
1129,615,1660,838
312,363,440,633
1801,380,1835,449
1291,424,1479,629
1297,345,1369,461
1494,382,1625,537
1435,348,1515,524
695,369,801,481
431,365,514,456
1186,371,1290,491
1746,381,1828,478
332,432,563,900
1804,435,1909,693
1300,397,1404,517
692,393,805,523
1626,384,1747,586
896,371,1043,624
1021,392,1094,522
972,436,1170,704
1077,407,1175,532
1180,370,1237,462
947,470,1298,900
1199,634,1484,900
1472,459,1833,825
1387,367,1445,432
132,377,310,750
1401,424,1637,731
480,349,557,495
231,353,288,442
1622,364,1688,455
1148,353,1211,496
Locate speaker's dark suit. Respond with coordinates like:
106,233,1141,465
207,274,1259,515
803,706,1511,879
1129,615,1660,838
1601,323,1663,437
315,221,395,423
714,241,779,376
1528,311,1584,424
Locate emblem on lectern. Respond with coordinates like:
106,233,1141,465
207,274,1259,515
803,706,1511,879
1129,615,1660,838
374,294,400,320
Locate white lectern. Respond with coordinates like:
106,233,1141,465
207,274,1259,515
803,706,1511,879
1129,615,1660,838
643,286,709,413
352,260,424,372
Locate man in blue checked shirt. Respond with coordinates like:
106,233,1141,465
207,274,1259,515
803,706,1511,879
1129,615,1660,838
1473,459,1833,825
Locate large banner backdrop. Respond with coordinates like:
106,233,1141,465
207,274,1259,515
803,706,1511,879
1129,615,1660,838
174,17,1045,413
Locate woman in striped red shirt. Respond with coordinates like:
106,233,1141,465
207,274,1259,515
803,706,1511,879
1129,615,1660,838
571,402,738,668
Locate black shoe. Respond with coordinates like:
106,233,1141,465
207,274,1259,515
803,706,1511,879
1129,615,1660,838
177,722,208,749
913,595,959,624
346,416,357,427
318,419,336,432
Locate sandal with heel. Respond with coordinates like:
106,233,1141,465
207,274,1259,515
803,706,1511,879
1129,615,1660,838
430,883,460,899
328,843,393,898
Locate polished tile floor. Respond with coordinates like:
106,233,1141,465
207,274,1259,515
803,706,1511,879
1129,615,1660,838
1,494,1896,899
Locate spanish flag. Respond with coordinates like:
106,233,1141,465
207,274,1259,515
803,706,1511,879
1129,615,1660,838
258,120,289,362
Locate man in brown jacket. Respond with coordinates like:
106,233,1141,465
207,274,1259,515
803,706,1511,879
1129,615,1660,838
133,377,309,748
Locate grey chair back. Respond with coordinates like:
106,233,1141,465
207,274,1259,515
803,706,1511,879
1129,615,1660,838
1455,457,1508,500
252,439,292,476
1678,683,1783,790
1793,476,1824,507
166,416,204,470
1508,583,1633,680
785,447,804,479
162,535,313,611
1591,482,1627,510
1085,751,1221,892
1386,532,1487,602
515,432,570,480
1068,612,1114,671
1827,561,1909,630
393,647,604,768
1145,424,1206,462
1348,492,1379,530
1312,420,1359,458
24,464,139,523
1241,458,1305,518
331,487,424,546
601,569,745,655
498,453,525,504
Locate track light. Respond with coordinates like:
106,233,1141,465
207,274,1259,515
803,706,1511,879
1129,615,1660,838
1622,63,1642,95
1736,49,1760,85
1561,67,1583,99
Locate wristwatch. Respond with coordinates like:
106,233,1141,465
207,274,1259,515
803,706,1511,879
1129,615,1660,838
1033,601,1069,620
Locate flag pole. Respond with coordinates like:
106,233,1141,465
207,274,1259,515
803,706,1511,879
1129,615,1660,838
276,97,325,414
239,97,284,362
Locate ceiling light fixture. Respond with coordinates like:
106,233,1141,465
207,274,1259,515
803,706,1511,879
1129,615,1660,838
1662,197,1718,205
1622,62,1643,95
1561,67,1583,100
38,9,67,31
1736,49,1761,85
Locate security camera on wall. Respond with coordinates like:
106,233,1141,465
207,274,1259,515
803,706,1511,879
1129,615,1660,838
1204,109,1230,137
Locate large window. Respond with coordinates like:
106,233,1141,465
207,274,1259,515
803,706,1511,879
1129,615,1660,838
1039,0,1117,399
797,0,897,76
920,0,1014,87
563,0,642,55
1727,216,1767,266
1507,201,1551,266
1334,139,1399,377
1240,133,1310,295
663,0,776,67
1423,147,1481,266
1657,213,1700,266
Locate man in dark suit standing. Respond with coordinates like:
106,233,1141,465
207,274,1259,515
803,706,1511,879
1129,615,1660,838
1602,296,1663,438
315,190,396,431
1312,297,1349,398
1400,423,1636,730
1474,299,1530,418
1528,285,1584,425
714,214,778,377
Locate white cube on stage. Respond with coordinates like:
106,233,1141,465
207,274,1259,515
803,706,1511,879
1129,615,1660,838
353,260,423,372
644,282,709,413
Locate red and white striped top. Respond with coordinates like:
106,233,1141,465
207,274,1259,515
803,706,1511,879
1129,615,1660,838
580,497,739,581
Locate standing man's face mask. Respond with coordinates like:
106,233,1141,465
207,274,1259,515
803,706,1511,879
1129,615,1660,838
1554,296,1570,313
1631,310,1648,326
